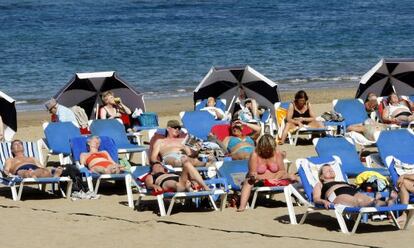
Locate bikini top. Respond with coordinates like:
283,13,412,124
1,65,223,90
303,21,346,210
256,153,280,174
320,181,355,200
103,106,120,119
292,103,310,119
227,136,254,151
85,152,110,166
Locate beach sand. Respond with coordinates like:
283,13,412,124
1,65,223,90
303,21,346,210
2,88,412,248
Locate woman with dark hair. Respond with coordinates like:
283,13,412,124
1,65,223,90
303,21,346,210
237,134,297,211
278,90,324,145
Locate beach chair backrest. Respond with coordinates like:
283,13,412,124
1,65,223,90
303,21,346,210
44,122,82,155
90,119,131,147
314,137,362,172
377,129,414,163
0,141,42,169
70,136,118,163
180,111,219,140
333,98,367,126
216,160,249,191
296,156,346,202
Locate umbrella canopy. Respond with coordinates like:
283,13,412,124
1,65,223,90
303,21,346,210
193,65,280,118
0,90,17,141
356,58,414,100
54,71,146,119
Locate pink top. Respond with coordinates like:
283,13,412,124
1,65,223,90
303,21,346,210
256,154,280,174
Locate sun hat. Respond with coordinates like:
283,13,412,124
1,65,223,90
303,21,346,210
45,98,58,111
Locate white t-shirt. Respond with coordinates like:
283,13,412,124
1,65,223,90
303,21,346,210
200,106,225,120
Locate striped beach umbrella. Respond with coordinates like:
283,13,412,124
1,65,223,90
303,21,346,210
194,65,280,117
356,58,414,100
0,90,17,141
54,71,145,119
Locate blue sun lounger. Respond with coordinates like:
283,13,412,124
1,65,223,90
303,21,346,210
0,141,72,200
284,156,414,234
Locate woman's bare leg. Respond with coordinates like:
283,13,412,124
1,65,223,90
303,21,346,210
347,124,365,133
308,120,324,128
237,179,253,211
279,122,297,144
178,160,210,191
333,193,376,207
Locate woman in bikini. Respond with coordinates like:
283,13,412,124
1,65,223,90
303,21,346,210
144,161,210,193
99,91,132,130
382,92,414,124
237,134,297,211
222,120,256,160
313,164,394,209
80,136,125,174
279,90,324,145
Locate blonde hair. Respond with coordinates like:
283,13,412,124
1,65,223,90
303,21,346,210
256,134,276,159
318,164,331,182
101,91,114,102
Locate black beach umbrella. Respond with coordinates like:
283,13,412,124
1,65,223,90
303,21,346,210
54,71,145,119
194,65,280,117
356,58,414,100
0,90,17,141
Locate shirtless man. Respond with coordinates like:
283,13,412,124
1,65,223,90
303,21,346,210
4,140,62,178
150,120,205,167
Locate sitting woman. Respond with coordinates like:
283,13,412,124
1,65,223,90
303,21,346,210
144,161,210,193
237,134,297,211
279,90,324,145
313,164,394,209
200,97,225,120
396,173,414,225
80,136,125,174
99,91,132,130
382,92,414,124
222,120,256,160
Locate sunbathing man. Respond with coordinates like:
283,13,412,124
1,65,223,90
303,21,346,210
4,140,62,178
80,136,125,174
145,161,210,192
313,164,395,209
200,97,225,120
150,120,206,167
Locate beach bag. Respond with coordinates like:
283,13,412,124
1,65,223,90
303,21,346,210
355,171,389,192
137,112,158,127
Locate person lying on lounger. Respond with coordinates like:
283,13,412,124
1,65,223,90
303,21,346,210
144,161,210,192
237,134,297,211
222,119,256,160
313,164,395,209
382,92,414,124
150,119,207,167
200,97,225,120
80,136,125,174
4,139,62,178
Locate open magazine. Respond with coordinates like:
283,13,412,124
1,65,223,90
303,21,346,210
182,134,203,150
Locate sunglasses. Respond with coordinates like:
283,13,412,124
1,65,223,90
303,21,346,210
170,126,181,130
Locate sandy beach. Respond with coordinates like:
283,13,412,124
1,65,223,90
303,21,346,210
2,88,413,248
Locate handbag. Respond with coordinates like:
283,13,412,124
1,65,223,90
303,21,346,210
137,112,159,127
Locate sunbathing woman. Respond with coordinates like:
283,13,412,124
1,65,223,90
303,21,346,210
313,164,394,209
80,136,125,174
200,97,225,120
279,90,324,145
222,120,255,160
144,161,210,193
382,92,414,124
237,134,297,211
395,173,414,225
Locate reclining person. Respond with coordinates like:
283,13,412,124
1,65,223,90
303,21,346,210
80,136,125,174
144,161,210,193
395,173,414,225
4,139,62,178
222,119,255,160
382,92,414,124
313,164,395,209
200,97,225,120
151,120,208,167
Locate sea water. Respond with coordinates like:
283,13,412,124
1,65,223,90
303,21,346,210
0,0,413,111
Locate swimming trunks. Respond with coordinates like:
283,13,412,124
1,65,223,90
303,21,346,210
162,152,185,164
15,164,39,174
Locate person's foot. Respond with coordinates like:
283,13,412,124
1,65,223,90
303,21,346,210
53,167,64,177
